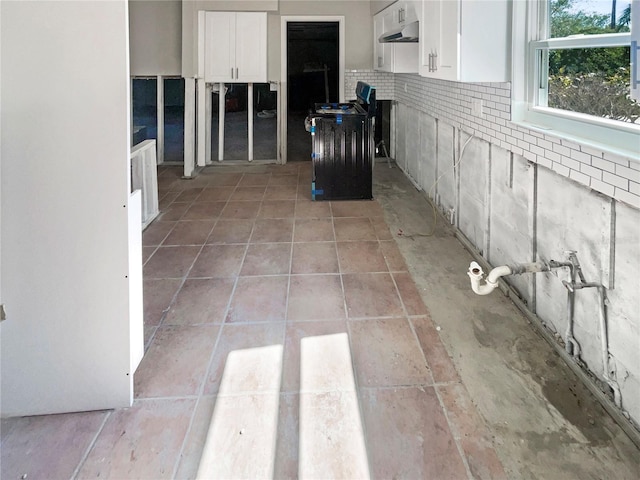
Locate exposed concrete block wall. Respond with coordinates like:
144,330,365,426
344,71,640,429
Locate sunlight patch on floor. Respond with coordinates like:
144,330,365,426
299,333,370,479
196,344,283,479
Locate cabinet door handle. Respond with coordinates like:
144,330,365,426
236,67,238,79
231,68,234,79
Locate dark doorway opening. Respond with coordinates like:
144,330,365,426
286,22,339,161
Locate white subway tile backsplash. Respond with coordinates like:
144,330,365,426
590,178,616,197
552,163,570,176
351,71,638,205
546,151,561,163
536,156,553,169
603,171,629,190
530,145,545,157
580,163,603,180
537,138,553,150
615,189,640,209
592,157,616,173
571,150,591,164
569,169,591,186
552,144,571,157
615,164,640,183
561,156,582,171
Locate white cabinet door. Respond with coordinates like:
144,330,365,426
437,0,460,80
420,0,455,79
374,9,398,72
399,0,420,24
205,12,235,83
419,0,509,82
374,11,389,71
204,12,267,83
235,12,267,82
374,2,419,73
419,0,441,77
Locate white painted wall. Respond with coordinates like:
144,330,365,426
0,0,138,416
129,0,182,76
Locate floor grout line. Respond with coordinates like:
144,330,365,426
146,165,484,478
433,384,476,480
69,410,112,480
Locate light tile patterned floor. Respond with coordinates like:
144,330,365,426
1,163,505,479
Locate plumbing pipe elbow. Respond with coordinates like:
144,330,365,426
467,262,490,295
487,265,513,284
467,262,509,295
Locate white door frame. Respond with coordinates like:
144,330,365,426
280,16,345,164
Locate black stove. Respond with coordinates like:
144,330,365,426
308,81,376,201
315,102,365,115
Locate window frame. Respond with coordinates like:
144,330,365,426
511,0,639,159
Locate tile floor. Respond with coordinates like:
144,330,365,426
1,162,505,479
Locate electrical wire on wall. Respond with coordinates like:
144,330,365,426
422,131,475,236
393,128,475,240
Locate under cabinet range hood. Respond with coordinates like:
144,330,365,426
378,20,419,43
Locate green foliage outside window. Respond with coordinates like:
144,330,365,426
547,0,639,123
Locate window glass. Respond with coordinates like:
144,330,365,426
544,45,639,123
538,1,637,125
550,0,631,37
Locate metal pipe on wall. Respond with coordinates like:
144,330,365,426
468,250,622,409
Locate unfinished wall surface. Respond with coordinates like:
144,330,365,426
489,147,535,304
346,70,640,428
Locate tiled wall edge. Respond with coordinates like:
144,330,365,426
344,70,639,209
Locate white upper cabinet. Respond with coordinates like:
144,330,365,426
373,1,420,73
397,0,420,24
204,11,267,83
419,0,510,82
374,9,394,71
